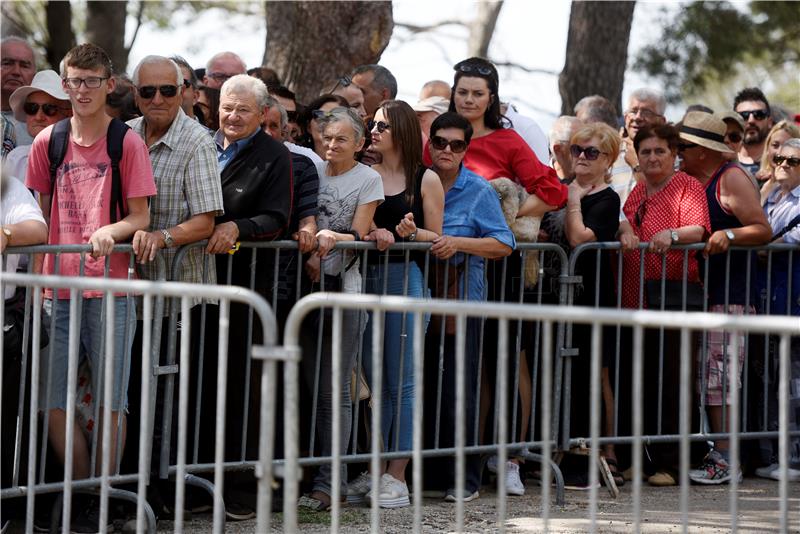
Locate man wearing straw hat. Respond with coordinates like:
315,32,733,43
678,111,772,484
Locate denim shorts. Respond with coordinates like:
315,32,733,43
44,297,136,412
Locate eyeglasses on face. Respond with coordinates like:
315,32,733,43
569,144,606,160
207,72,234,82
773,154,800,168
455,63,494,76
182,79,194,89
63,77,108,89
430,135,468,153
286,110,298,122
368,120,391,134
738,109,769,121
330,76,352,93
725,131,743,143
137,85,179,99
677,142,699,152
625,107,660,120
23,102,66,117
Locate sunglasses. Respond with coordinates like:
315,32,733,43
312,109,335,120
569,144,606,160
63,77,108,89
182,79,194,89
456,63,494,76
738,109,769,121
368,120,391,134
430,135,468,153
677,142,699,152
330,76,352,93
725,131,743,143
23,102,65,117
773,155,800,168
286,110,298,122
206,72,234,82
635,199,647,227
137,85,179,99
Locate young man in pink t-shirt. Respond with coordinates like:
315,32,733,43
25,43,155,530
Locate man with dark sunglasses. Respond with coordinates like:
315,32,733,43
733,87,774,176
6,69,72,182
716,110,746,160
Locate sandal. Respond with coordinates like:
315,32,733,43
605,457,625,487
298,494,331,512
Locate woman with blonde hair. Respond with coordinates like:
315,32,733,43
757,120,800,204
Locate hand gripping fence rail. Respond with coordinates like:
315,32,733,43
0,267,291,534
281,291,799,533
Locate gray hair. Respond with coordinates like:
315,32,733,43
627,88,667,116
574,95,618,128
549,115,583,145
265,96,288,129
170,55,198,88
1,36,36,63
206,51,246,73
782,138,800,151
132,55,182,86
221,74,269,109
352,64,398,98
318,106,366,145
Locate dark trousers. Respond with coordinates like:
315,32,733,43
423,318,482,493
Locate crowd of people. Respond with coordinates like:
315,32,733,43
1,35,798,530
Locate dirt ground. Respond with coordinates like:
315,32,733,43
160,477,799,533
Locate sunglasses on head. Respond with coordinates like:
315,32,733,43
23,102,65,117
368,120,391,133
569,144,605,160
312,109,335,120
738,109,769,121
137,85,179,99
773,155,800,168
456,63,494,77
430,135,468,153
725,131,743,143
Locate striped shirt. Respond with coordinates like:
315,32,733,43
128,108,224,294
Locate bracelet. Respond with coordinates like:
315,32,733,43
346,230,360,241
567,208,582,214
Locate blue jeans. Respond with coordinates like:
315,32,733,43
363,261,427,452
45,296,136,411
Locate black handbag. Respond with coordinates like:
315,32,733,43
645,279,705,311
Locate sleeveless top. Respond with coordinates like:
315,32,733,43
369,166,426,265
704,161,753,306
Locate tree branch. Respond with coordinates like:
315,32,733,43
394,20,466,34
493,60,558,77
125,0,146,53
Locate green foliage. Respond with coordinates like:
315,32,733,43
634,1,800,104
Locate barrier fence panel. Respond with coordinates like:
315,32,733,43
0,269,287,534
281,292,799,533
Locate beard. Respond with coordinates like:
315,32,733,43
743,124,769,145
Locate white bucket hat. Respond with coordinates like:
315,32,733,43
9,70,70,122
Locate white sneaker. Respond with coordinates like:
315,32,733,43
504,461,525,496
346,471,372,504
755,463,780,479
373,473,410,509
444,488,480,502
767,466,800,482
487,455,498,474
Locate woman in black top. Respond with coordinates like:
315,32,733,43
358,99,443,508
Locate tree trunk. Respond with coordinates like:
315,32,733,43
45,1,76,71
558,1,636,115
85,1,128,73
467,1,504,58
264,1,393,104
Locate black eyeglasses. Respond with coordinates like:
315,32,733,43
430,135,468,153
368,120,391,134
635,199,647,227
456,63,494,76
569,144,606,160
738,109,769,121
182,79,194,89
137,85,179,99
286,110,298,122
64,77,108,89
773,155,800,168
206,72,234,82
23,102,65,117
725,131,742,143
677,142,699,152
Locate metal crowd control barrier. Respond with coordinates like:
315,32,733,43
0,268,288,534
281,292,799,533
563,242,799,472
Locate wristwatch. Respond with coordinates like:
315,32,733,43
670,230,679,244
725,229,735,242
407,230,417,242
2,227,11,244
160,228,175,247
